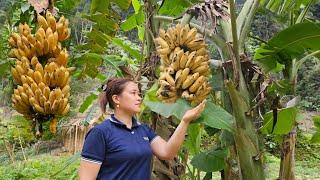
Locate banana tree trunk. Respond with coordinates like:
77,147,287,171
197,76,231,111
279,129,296,180
227,81,265,180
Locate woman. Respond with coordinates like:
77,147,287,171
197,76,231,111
79,77,206,180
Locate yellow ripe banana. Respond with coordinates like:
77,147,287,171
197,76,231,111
15,64,25,76
17,85,24,94
27,69,34,79
26,76,36,85
18,48,27,58
51,100,59,113
160,55,170,66
179,52,188,69
11,33,21,42
159,72,166,80
46,12,56,31
185,51,196,68
49,90,56,105
8,49,16,58
43,87,50,100
33,103,45,113
187,38,204,48
31,56,39,67
38,82,46,92
157,47,171,56
8,37,17,47
60,103,70,115
172,49,184,71
189,76,206,93
175,68,190,89
14,94,28,108
58,28,70,41
164,65,175,75
43,72,50,85
159,80,175,91
190,56,205,70
181,90,190,99
62,85,70,96
20,92,29,105
13,49,22,59
16,39,24,50
29,97,37,106
179,25,188,45
30,82,38,94
35,63,44,76
58,15,66,24
175,69,182,81
14,89,19,96
56,49,68,66
60,98,68,110
47,33,55,52
11,67,21,84
55,88,63,100
33,71,43,84
21,75,28,84
37,15,48,30
39,95,46,107
34,40,43,56
56,68,65,87
43,39,50,55
196,47,208,56
22,23,31,36
182,72,199,89
163,33,175,50
185,28,197,44
159,29,166,39
47,62,58,73
165,73,175,86
37,27,46,40
46,27,53,38
165,29,177,49
35,89,42,102
192,64,209,74
27,34,36,45
21,56,30,67
154,37,169,49
21,35,30,46
49,117,57,134
56,23,64,36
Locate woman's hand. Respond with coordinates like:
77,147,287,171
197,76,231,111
182,100,207,124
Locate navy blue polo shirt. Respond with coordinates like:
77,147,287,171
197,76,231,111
81,114,158,180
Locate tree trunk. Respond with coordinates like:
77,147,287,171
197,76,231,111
279,129,296,180
226,81,265,180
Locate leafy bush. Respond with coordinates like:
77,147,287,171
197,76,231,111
0,115,35,145
297,62,320,111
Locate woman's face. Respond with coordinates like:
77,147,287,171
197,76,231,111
114,81,142,114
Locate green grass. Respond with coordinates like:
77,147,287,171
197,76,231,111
0,153,80,180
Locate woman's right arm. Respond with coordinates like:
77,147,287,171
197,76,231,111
79,160,101,180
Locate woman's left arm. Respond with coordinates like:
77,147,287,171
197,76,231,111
151,100,206,160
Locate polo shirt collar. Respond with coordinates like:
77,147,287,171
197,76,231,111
110,114,141,128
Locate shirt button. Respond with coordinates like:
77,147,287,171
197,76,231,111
131,131,134,134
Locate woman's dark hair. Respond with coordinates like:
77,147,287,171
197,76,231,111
98,77,133,113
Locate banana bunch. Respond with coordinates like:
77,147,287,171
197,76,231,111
8,12,70,61
9,11,71,134
155,24,212,106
